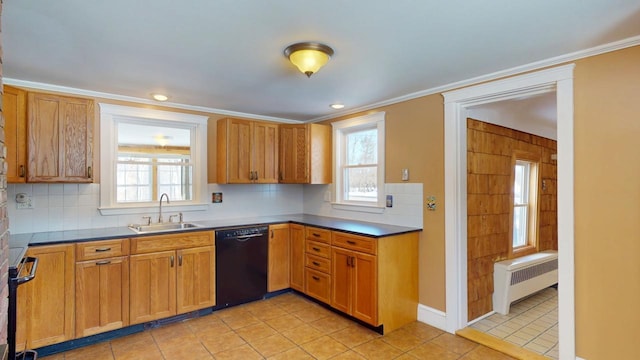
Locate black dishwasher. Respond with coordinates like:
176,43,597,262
215,225,268,308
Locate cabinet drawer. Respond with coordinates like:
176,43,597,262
76,239,130,261
305,226,331,244
305,253,331,274
131,231,214,254
305,240,331,259
305,268,331,304
332,232,377,255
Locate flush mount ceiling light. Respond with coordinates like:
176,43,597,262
284,42,334,78
151,93,169,102
330,103,345,109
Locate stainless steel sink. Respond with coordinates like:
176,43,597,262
128,222,202,234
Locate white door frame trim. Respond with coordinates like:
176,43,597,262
442,64,575,360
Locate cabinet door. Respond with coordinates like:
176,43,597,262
75,256,129,337
279,124,308,183
19,244,75,349
4,85,27,183
224,118,252,183
331,248,352,314
289,224,305,291
268,224,290,292
176,246,216,314
252,121,279,183
352,252,378,325
27,92,94,182
129,251,176,324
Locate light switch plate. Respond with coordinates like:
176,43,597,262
402,168,409,181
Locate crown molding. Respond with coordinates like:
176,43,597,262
310,35,640,123
2,78,302,124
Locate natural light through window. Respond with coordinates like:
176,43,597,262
333,112,385,209
510,152,540,257
99,104,208,215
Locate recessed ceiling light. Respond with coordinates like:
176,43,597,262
330,103,345,109
152,93,169,102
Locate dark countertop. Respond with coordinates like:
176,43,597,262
9,214,421,268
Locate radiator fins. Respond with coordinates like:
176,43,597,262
510,259,558,286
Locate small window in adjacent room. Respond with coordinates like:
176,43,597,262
332,112,385,209
510,152,541,257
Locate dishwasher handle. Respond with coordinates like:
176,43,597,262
233,233,265,241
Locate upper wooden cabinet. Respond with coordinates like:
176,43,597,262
217,118,278,183
279,123,332,184
4,85,28,183
27,92,95,182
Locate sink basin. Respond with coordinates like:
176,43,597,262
128,222,202,234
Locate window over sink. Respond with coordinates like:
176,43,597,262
99,104,209,215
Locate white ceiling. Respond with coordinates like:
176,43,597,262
4,1,640,122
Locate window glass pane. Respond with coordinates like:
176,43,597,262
344,166,377,202
116,121,192,204
514,161,530,205
346,128,377,165
513,205,528,247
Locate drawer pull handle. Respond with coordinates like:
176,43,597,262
179,255,183,266
312,276,320,281
312,247,320,252
170,256,174,267
346,240,357,245
312,233,321,237
96,260,111,265
312,261,321,266
95,247,112,252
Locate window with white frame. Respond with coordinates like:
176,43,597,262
99,104,208,215
332,112,385,208
510,152,540,256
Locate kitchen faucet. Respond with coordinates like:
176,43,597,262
158,193,170,223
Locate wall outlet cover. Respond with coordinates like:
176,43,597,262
426,196,436,211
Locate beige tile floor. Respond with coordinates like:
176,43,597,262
41,292,516,360
470,287,558,359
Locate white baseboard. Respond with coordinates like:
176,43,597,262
417,303,448,332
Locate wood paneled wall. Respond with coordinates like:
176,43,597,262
467,118,557,321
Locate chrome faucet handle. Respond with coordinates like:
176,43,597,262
169,214,178,223
142,216,152,225
179,212,183,224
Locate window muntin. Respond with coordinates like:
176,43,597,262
510,153,541,257
333,112,385,208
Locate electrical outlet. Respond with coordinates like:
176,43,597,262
426,196,436,211
16,196,33,209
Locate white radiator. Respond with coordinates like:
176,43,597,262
493,250,558,315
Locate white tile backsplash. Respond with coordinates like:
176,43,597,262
8,182,422,235
7,183,304,234
303,183,423,228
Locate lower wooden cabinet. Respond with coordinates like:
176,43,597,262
268,224,290,292
129,231,215,325
17,244,75,351
176,246,216,314
289,224,305,291
75,256,129,337
331,247,377,325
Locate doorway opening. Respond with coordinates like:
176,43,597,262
442,64,575,360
